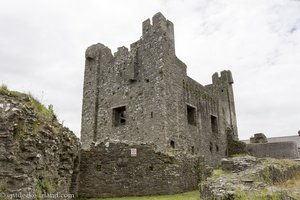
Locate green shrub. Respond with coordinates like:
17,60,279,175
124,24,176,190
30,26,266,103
35,176,55,200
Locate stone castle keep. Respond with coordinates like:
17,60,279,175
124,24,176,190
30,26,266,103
78,12,239,197
81,12,238,158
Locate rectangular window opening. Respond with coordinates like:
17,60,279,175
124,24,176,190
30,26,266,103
187,105,196,126
211,115,218,134
113,106,126,126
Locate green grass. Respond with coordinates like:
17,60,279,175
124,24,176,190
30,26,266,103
212,169,224,177
76,191,200,200
27,93,56,120
279,172,300,199
0,84,22,97
234,189,283,200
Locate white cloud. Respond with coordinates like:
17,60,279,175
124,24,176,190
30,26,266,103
0,0,299,140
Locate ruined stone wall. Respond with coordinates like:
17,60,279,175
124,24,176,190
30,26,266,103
0,90,80,199
246,142,299,159
200,156,300,200
78,142,201,198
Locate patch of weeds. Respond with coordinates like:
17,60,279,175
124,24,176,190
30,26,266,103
0,84,22,97
212,169,224,177
35,175,56,200
234,189,283,200
259,166,273,184
27,93,56,121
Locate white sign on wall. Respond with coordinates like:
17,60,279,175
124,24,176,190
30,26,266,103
130,148,137,157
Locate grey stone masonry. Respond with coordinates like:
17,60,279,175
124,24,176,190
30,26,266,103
78,141,201,198
81,12,239,163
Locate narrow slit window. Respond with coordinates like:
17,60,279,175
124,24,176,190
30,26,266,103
209,142,213,153
211,115,218,133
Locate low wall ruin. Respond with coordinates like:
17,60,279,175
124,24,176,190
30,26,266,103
246,141,299,159
78,141,201,198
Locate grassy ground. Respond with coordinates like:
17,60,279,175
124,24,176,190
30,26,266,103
279,172,300,199
77,191,200,200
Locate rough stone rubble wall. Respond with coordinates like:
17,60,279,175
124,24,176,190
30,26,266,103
0,94,80,199
78,142,201,198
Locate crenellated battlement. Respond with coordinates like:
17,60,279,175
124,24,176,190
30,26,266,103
114,46,129,58
142,13,174,38
212,70,234,85
85,12,176,69
142,12,175,55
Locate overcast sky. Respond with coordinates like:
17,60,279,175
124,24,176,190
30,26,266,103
1,0,299,140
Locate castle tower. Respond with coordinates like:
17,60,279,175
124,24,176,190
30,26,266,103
212,70,238,140
81,13,185,151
